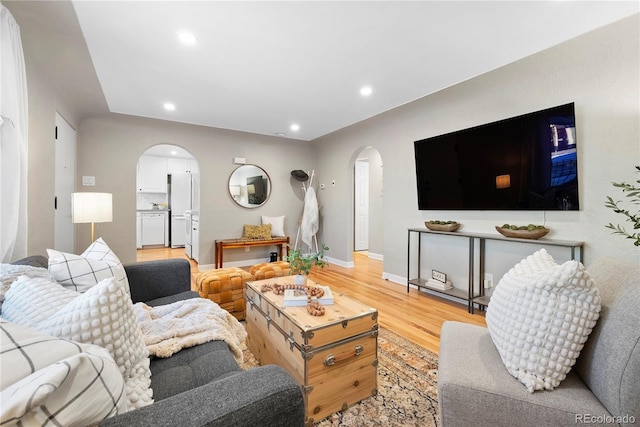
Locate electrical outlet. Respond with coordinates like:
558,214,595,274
483,273,494,289
245,247,250,252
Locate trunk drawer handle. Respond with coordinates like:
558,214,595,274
324,345,364,366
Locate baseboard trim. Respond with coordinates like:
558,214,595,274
324,256,354,269
368,252,384,261
382,271,405,285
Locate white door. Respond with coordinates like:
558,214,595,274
54,113,76,252
354,159,369,251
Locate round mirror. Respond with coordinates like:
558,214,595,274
228,164,271,208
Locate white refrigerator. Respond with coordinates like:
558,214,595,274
170,173,191,248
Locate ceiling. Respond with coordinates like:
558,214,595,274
9,1,640,142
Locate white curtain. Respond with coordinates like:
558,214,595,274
0,4,29,263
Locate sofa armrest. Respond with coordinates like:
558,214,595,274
100,365,305,427
124,259,192,304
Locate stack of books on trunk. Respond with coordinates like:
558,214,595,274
426,279,453,290
284,286,334,307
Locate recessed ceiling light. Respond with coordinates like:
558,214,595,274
290,124,300,132
360,86,373,97
177,30,197,46
170,150,177,155
163,102,176,111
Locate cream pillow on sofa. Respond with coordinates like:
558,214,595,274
0,320,128,425
1,275,77,327
47,237,129,294
2,276,153,409
0,264,52,312
486,249,601,392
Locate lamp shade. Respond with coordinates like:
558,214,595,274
72,193,113,224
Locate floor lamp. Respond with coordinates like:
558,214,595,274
72,192,113,242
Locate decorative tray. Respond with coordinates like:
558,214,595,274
425,221,460,232
495,225,549,240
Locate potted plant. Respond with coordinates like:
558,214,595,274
605,165,640,247
285,244,329,285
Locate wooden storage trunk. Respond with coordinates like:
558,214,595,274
246,277,378,425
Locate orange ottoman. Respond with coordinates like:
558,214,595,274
196,267,253,320
250,261,292,280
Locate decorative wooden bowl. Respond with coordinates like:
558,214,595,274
425,222,460,232
495,226,549,240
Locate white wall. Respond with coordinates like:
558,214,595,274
312,15,640,282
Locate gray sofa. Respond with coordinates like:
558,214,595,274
12,256,305,427
438,256,639,426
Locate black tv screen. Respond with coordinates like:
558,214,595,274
414,103,579,211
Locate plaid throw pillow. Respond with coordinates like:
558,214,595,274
47,238,129,294
2,276,153,409
0,319,128,425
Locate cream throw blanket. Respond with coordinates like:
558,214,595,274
133,299,247,363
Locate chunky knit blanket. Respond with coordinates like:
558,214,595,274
133,298,247,362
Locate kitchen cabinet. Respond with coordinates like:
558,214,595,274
137,155,168,193
167,157,199,174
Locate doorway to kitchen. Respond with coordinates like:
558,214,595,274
136,144,200,263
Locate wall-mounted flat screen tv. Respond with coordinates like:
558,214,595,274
414,103,579,211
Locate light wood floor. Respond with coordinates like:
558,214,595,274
136,248,486,355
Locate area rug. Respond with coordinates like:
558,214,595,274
240,327,440,426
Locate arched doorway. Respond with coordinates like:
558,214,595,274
136,144,200,261
353,146,384,260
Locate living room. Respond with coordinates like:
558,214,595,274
2,2,638,274
1,1,639,426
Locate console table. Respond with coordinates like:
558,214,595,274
407,228,584,314
215,236,290,268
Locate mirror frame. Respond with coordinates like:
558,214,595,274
228,164,271,209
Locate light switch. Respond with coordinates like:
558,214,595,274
82,176,96,186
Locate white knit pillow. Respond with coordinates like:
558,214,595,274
0,263,52,311
486,249,601,392
47,238,129,294
2,276,153,409
0,320,128,425
1,275,77,327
